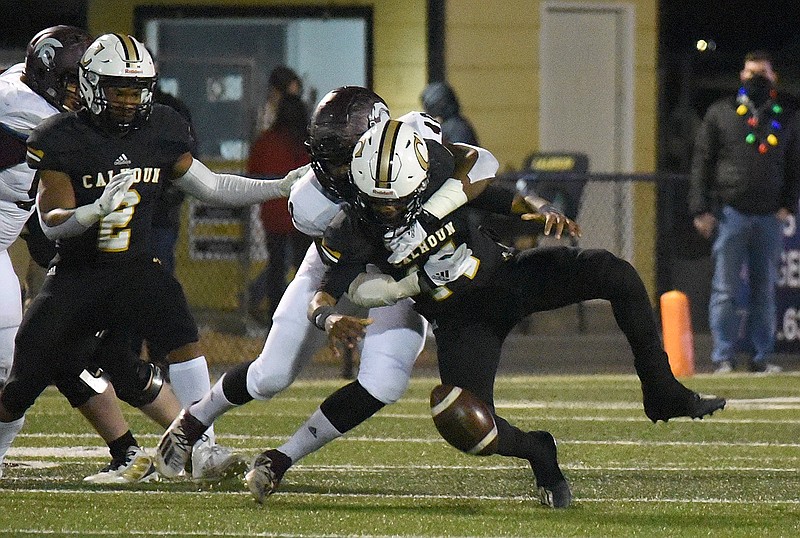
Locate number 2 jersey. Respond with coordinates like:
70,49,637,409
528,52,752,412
26,103,194,267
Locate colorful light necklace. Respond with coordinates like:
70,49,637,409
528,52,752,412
736,87,782,154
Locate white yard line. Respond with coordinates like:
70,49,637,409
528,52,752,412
3,488,800,506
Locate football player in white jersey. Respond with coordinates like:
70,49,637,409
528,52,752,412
156,86,575,502
0,26,93,387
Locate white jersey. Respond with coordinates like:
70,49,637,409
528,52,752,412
0,63,60,251
0,63,56,379
287,111,497,238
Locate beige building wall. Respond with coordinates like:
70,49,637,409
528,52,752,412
444,0,659,294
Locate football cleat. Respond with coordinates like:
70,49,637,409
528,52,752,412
191,443,248,483
528,431,571,509
245,449,292,504
155,408,207,478
84,446,158,484
643,382,726,423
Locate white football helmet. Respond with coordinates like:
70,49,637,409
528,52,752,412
350,119,429,232
78,33,156,133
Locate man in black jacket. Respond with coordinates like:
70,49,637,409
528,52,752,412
689,50,800,374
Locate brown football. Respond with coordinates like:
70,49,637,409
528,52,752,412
430,384,498,456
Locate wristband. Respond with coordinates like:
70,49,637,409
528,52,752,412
538,204,559,215
310,305,336,331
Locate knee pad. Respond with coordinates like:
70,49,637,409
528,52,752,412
55,368,109,408
114,362,164,408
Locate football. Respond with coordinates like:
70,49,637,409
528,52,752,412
430,384,498,456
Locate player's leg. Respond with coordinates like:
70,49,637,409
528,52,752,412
157,246,327,478
508,246,725,421
246,298,427,502
0,250,22,387
0,290,73,476
57,376,157,483
432,317,571,508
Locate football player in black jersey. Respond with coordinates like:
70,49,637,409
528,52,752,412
308,119,728,508
0,33,308,483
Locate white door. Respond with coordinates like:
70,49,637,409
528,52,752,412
539,2,634,257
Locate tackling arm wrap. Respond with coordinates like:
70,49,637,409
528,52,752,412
348,272,422,308
421,177,469,220
174,159,303,207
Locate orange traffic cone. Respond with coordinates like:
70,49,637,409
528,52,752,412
660,290,695,377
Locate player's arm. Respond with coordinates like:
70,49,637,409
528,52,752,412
171,152,310,207
421,142,495,221
468,183,581,239
36,168,135,239
307,290,372,358
347,243,474,308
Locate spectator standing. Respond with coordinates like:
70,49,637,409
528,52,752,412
421,81,479,145
689,50,800,374
246,94,312,324
258,65,303,132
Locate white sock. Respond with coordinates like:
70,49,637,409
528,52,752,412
0,416,25,473
278,408,343,464
169,356,215,444
189,376,237,427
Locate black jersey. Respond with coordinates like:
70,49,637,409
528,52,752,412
26,103,194,266
320,196,513,319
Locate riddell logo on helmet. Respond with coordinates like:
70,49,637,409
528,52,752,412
124,68,143,74
371,188,394,196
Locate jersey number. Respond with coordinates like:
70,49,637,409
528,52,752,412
97,190,140,252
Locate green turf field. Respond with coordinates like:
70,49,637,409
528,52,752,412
1,373,798,537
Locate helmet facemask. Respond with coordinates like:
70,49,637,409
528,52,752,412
78,34,157,135
350,119,430,236
82,72,156,134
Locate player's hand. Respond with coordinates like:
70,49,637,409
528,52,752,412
385,220,427,264
75,170,135,226
423,243,473,286
693,212,717,239
522,204,581,239
277,163,312,197
97,170,136,215
326,314,372,358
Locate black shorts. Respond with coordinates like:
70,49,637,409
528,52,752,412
3,257,197,414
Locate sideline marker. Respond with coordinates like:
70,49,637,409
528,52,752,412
660,290,695,377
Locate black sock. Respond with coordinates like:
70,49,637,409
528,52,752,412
221,360,255,405
319,381,385,434
108,430,137,461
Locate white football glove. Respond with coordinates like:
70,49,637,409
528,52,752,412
423,243,473,287
385,220,427,264
348,271,422,308
277,163,311,197
74,170,136,226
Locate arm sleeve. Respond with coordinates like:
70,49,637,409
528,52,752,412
173,158,290,206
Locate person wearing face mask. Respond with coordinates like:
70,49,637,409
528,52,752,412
689,50,800,374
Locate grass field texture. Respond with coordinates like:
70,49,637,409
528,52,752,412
1,372,799,537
